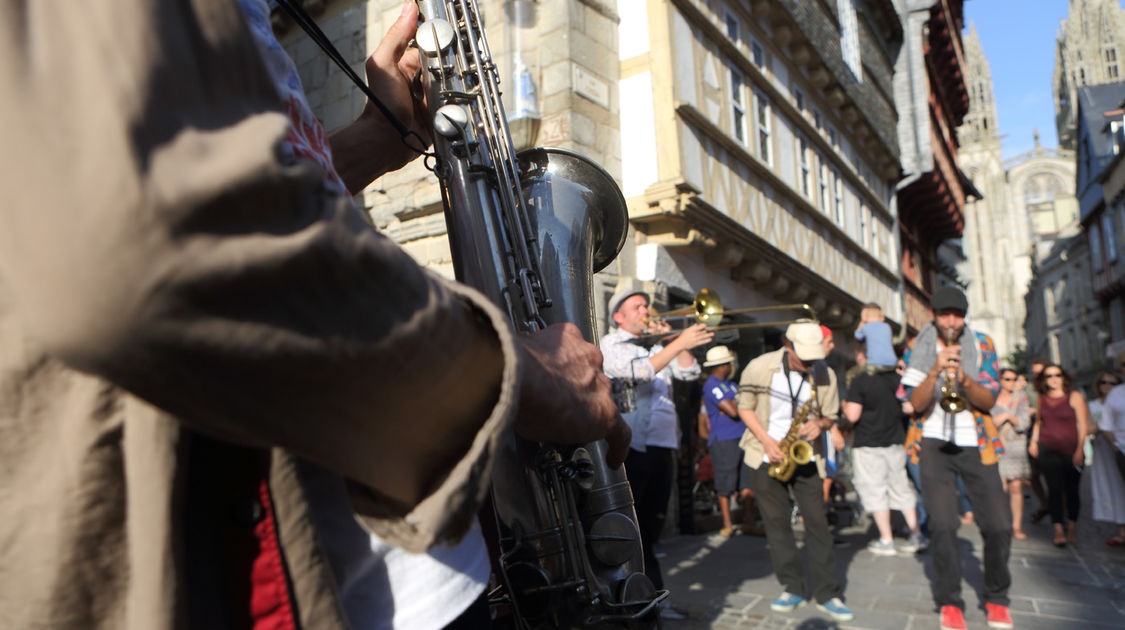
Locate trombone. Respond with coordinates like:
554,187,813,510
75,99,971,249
630,289,818,346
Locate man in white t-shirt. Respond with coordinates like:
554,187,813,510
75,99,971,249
736,322,853,622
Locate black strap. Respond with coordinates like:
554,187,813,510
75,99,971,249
273,0,434,162
782,351,807,418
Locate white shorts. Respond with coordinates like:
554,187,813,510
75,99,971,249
852,445,916,513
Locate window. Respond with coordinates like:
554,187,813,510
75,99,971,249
813,108,823,132
833,170,844,224
798,136,811,197
837,0,861,81
859,203,868,248
755,91,772,165
819,155,830,212
1103,213,1118,261
828,126,838,148
751,40,764,68
723,8,740,44
1091,222,1103,269
870,214,880,261
730,68,748,146
792,86,805,113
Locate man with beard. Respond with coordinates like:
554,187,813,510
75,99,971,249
900,287,1010,630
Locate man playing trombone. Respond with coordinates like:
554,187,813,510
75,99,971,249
601,289,713,619
736,322,854,621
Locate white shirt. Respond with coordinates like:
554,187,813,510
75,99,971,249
302,464,489,630
601,328,701,450
1104,384,1125,452
762,369,813,463
904,341,978,447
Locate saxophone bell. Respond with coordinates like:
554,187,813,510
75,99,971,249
789,439,814,466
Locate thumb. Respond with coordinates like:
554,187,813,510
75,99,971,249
372,2,419,72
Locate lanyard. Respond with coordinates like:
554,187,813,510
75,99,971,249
782,351,807,418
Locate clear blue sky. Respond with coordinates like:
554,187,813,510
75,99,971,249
964,0,1125,159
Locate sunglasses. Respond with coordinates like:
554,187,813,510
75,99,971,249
1001,377,1017,381
1100,380,1120,386
1044,372,1063,378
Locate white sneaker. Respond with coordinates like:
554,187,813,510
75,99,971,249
867,539,897,556
900,532,928,553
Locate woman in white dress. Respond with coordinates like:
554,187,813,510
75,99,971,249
1089,371,1125,546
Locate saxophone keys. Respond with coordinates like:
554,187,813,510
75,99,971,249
415,18,455,56
434,104,468,137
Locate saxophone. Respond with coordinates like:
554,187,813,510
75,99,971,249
414,1,662,626
766,380,818,482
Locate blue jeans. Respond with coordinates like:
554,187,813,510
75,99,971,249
906,459,928,533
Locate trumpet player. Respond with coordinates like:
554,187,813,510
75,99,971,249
900,287,1011,630
736,322,853,622
601,289,713,619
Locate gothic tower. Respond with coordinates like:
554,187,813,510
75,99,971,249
960,22,999,147
1054,0,1125,150
958,23,1024,358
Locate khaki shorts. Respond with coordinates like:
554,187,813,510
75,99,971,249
852,445,916,513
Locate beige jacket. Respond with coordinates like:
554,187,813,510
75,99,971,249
736,349,840,472
0,2,518,628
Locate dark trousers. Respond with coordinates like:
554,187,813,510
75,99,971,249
751,462,841,604
1117,449,1125,488
625,446,674,590
1038,446,1081,524
920,438,1011,609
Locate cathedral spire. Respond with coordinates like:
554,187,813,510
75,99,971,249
1053,0,1125,149
958,22,1000,146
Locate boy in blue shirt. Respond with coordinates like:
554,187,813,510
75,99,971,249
855,303,897,370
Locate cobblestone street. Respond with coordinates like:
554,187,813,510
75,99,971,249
657,481,1125,629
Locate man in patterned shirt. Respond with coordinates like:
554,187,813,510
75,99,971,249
901,287,1011,630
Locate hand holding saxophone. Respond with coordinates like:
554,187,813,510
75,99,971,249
515,323,631,469
762,434,786,464
327,2,434,193
797,417,826,441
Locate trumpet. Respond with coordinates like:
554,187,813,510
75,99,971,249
938,327,968,414
631,289,817,346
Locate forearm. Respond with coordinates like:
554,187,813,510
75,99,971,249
0,0,520,510
328,115,421,195
739,408,771,442
648,342,683,374
328,117,395,195
964,379,997,410
909,369,940,410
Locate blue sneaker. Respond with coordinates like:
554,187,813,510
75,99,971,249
816,597,854,621
770,592,807,612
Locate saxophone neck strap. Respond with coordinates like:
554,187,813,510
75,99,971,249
782,351,808,418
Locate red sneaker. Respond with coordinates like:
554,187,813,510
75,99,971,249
986,603,1014,628
940,606,967,630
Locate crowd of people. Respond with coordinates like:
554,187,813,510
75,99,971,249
659,287,1125,630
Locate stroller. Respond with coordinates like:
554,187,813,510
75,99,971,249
692,451,718,516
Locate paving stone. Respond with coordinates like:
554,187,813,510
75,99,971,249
656,505,1125,630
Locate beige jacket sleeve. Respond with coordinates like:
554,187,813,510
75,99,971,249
0,0,516,537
